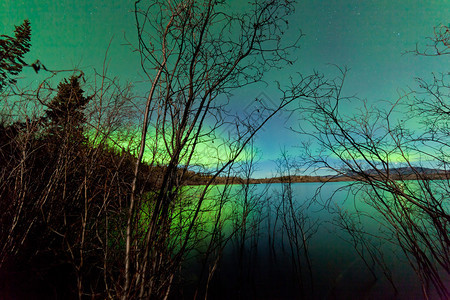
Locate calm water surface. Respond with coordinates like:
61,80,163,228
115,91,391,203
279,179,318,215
176,181,447,299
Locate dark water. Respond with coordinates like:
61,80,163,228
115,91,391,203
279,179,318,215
2,181,445,299
176,182,448,299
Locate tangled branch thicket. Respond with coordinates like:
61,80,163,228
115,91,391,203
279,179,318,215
0,1,323,299
290,26,450,299
2,4,447,300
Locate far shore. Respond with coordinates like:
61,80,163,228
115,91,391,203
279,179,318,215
186,172,449,186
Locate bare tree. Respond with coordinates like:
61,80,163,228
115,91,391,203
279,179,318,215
288,32,449,298
1,3,330,298
120,0,327,298
0,51,140,298
407,24,449,56
275,150,317,298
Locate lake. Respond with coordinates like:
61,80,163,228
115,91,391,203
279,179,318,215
171,181,449,299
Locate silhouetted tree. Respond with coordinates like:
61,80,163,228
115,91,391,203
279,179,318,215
288,26,449,299
0,20,31,91
44,75,91,143
121,0,324,298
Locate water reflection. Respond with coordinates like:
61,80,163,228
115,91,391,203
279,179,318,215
171,182,447,299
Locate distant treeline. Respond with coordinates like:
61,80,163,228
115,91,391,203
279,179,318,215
189,169,450,185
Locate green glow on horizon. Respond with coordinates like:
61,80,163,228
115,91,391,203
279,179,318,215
329,147,422,166
86,125,252,169
2,0,448,178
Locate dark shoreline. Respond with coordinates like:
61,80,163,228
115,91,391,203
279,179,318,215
186,172,450,186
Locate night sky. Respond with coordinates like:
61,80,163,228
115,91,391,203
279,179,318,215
2,0,449,177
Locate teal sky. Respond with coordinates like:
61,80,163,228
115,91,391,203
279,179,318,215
2,0,449,177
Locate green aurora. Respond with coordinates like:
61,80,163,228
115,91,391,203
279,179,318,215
2,0,449,177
